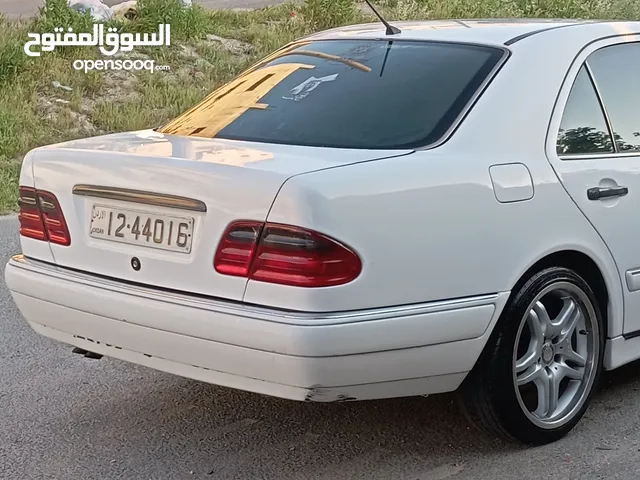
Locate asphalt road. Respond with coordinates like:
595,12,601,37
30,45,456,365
3,213,640,479
0,0,289,19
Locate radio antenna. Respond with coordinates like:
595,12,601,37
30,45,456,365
363,0,401,35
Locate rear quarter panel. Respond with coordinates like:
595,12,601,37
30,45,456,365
244,33,625,339
248,151,616,316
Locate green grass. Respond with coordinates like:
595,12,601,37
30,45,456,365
0,0,639,213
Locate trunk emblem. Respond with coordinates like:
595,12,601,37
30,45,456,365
131,257,141,271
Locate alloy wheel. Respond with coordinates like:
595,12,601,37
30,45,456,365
512,281,600,430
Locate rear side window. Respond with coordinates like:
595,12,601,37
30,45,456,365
159,40,506,149
556,66,614,155
587,43,640,152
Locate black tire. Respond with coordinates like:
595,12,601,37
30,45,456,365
458,266,605,445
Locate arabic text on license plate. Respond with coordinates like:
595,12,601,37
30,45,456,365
89,205,194,253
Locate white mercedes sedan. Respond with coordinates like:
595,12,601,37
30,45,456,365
6,18,640,445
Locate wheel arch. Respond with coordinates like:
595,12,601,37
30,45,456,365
509,246,623,339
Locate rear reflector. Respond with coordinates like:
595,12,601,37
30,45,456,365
18,186,71,246
214,221,362,288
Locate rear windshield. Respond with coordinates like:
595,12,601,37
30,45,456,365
159,39,505,150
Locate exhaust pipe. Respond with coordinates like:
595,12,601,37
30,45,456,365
72,347,103,359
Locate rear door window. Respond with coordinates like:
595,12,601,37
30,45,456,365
556,65,615,155
159,39,506,150
586,43,640,153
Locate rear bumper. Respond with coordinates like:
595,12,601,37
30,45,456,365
5,255,510,401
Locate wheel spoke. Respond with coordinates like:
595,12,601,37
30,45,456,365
527,310,545,347
533,301,560,338
517,363,543,386
556,298,580,343
533,368,551,417
557,361,584,381
516,312,543,373
560,344,587,368
547,367,562,417
516,351,539,373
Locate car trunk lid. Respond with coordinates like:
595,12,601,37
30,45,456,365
27,129,412,300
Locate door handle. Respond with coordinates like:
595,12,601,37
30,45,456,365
587,186,629,201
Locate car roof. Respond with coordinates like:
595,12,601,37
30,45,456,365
305,19,640,47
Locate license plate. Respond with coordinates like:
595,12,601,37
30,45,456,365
89,204,194,253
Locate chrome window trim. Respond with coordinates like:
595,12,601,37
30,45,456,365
559,151,640,161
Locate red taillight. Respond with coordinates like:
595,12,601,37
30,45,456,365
214,221,263,277
18,187,47,241
214,221,362,288
18,186,71,246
